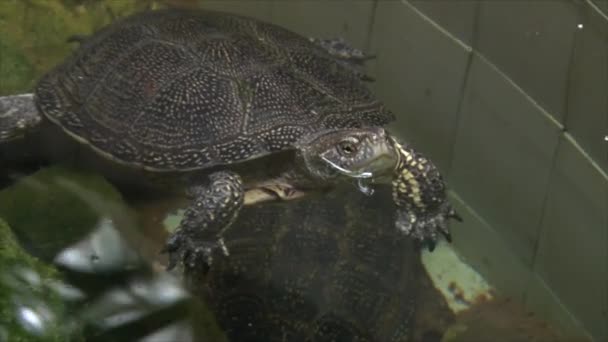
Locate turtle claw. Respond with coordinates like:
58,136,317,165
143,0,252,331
163,232,223,272
449,209,463,222
425,240,437,252
395,202,460,251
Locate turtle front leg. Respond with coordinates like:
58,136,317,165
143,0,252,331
164,171,244,271
389,137,462,250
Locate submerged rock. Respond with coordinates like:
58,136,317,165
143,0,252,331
0,166,226,341
0,165,133,262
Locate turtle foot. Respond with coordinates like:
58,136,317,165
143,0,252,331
163,232,227,272
163,171,243,272
395,201,461,251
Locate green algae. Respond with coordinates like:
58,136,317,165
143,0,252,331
0,218,58,284
0,218,81,342
0,0,155,95
0,40,37,95
0,165,128,261
0,0,204,95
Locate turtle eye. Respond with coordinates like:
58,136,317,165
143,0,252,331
338,139,359,155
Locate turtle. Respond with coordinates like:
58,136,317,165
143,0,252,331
180,184,455,342
0,8,461,273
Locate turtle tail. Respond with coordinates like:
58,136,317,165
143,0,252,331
0,94,42,143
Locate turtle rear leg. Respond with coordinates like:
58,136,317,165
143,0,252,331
0,94,42,143
164,171,244,272
310,37,376,81
310,37,375,61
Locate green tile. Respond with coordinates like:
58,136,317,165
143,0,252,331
269,0,375,51
566,3,608,174
525,274,593,341
476,1,582,123
450,53,562,266
369,1,469,173
447,192,533,301
533,136,608,341
198,0,273,21
409,0,478,46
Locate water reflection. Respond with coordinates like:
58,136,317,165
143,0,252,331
16,306,49,336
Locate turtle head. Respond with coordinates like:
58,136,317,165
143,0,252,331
295,127,398,189
296,128,461,249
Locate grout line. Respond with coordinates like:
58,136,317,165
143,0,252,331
445,2,480,179
564,132,608,180
400,0,472,52
528,135,562,279
561,12,581,129
363,0,379,53
446,56,473,178
474,52,566,131
586,0,608,21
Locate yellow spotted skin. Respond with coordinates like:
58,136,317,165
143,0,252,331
391,139,443,211
389,137,459,248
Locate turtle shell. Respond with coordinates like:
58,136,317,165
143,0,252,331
192,186,452,341
34,9,394,172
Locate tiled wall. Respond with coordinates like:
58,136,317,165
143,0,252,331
195,1,607,340
402,2,607,341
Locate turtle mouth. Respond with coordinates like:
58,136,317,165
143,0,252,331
319,155,374,179
355,177,375,195
320,154,393,196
